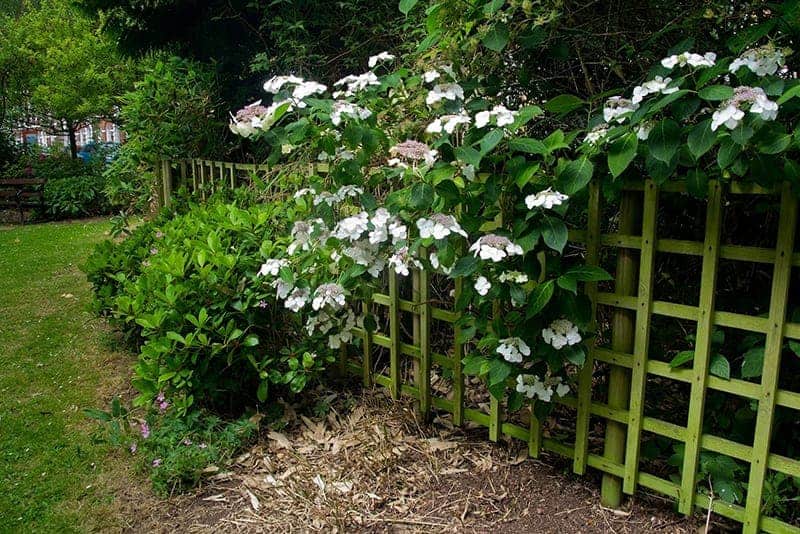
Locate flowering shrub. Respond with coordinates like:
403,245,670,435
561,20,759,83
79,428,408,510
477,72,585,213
227,52,612,412
226,38,800,417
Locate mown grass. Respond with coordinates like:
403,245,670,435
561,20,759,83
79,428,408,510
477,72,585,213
0,218,130,532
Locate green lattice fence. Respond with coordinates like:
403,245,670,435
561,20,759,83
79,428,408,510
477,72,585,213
159,159,800,532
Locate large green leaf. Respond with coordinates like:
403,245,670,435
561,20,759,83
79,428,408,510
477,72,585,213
687,119,716,159
648,119,681,163
409,182,434,209
541,216,568,253
607,132,638,177
741,347,764,378
482,23,509,52
557,157,594,194
698,85,734,101
508,137,548,155
543,94,585,114
686,168,709,198
479,128,504,155
526,280,554,317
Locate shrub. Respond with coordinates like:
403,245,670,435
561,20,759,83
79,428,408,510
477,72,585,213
43,174,110,219
85,194,331,413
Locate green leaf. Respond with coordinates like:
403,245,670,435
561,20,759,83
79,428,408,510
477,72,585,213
557,275,577,294
479,128,504,155
709,354,731,380
483,0,505,14
717,137,741,169
541,216,568,253
508,137,548,155
563,265,612,282
450,255,479,277
741,346,764,378
687,119,717,159
243,334,260,347
557,157,594,195
757,133,792,155
455,146,482,167
398,0,418,15
607,132,638,177
482,23,509,52
462,353,486,375
526,280,554,317
669,350,695,368
488,358,512,386
698,85,734,101
777,83,800,105
409,182,434,209
543,94,585,114
648,119,681,163
686,168,709,198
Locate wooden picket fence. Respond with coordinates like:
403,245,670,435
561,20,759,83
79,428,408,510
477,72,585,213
159,158,800,533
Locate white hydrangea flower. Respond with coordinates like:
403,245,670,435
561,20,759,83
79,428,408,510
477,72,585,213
554,378,571,398
426,83,465,105
416,213,468,240
313,191,339,206
288,220,317,254
271,278,292,300
263,75,304,93
429,252,452,275
292,81,327,101
229,99,293,137
387,157,407,168
729,44,785,77
422,70,441,83
428,113,472,134
328,310,360,349
636,121,653,140
711,103,745,131
306,310,334,335
334,212,370,241
498,271,529,284
293,187,315,198
661,51,716,69
525,188,569,210
542,319,582,350
475,105,517,128
631,76,678,104
388,221,407,244
333,72,381,97
312,283,347,311
388,247,421,276
474,276,491,296
496,337,531,363
469,234,524,262
258,258,289,277
515,374,569,401
284,287,310,312
584,125,608,146
368,51,395,68
602,96,639,123
335,185,363,200
343,240,378,266
330,100,372,126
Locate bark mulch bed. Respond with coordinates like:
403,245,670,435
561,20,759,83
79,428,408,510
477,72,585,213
117,388,726,533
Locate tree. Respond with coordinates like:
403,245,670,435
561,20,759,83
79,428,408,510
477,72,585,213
3,0,133,157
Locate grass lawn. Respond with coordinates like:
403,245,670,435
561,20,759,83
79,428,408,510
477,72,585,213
0,218,131,532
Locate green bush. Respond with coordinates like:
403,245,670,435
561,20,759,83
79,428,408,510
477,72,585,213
43,174,110,218
85,194,331,413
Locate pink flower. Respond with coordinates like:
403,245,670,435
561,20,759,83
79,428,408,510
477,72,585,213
140,422,150,439
152,458,162,467
129,442,137,454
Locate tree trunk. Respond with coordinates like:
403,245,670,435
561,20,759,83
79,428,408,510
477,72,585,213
67,121,77,159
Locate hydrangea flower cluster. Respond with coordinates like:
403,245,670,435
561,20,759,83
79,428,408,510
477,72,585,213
525,188,569,210
469,234,524,262
496,337,531,363
729,43,785,76
660,51,716,69
710,86,778,131
542,319,582,350
516,373,570,402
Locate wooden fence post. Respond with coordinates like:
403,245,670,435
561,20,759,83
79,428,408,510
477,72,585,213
161,159,173,207
600,188,641,507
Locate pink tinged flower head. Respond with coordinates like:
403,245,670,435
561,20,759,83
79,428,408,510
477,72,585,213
389,140,438,165
140,422,150,439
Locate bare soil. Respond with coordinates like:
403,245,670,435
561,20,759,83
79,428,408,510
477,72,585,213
114,388,727,533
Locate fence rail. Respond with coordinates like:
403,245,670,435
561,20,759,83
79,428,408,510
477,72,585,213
159,158,800,533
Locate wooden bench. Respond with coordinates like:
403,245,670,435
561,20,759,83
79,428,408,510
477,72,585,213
0,178,47,222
